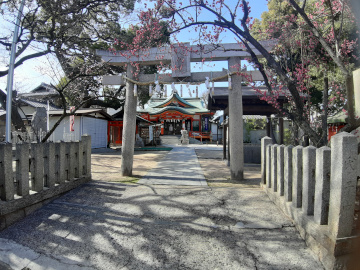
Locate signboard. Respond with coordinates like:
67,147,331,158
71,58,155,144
204,117,209,131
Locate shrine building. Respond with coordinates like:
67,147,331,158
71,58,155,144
138,90,214,140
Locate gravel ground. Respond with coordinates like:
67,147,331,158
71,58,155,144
194,149,261,188
91,150,169,183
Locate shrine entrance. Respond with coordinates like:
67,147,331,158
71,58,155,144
108,121,123,145
138,91,213,138
97,41,275,179
164,120,182,135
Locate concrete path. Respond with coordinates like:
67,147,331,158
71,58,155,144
0,146,324,270
0,182,323,270
138,147,207,186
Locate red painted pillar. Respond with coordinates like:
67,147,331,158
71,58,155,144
190,118,193,136
199,115,202,132
161,120,164,135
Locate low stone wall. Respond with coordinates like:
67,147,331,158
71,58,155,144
244,144,261,164
261,133,359,270
0,136,92,231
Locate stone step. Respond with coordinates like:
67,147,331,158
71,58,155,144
160,135,181,145
188,137,203,144
160,135,203,145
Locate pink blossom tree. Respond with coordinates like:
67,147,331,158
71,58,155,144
122,0,359,146
251,0,359,145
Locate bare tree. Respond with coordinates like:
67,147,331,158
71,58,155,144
0,0,134,131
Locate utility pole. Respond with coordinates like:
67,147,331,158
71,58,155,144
5,0,26,143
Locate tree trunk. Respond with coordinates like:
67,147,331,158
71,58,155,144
269,119,278,144
0,89,26,132
41,113,68,143
292,123,299,146
238,29,322,144
289,0,360,133
345,75,356,126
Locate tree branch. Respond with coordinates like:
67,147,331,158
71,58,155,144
288,0,350,76
0,48,51,77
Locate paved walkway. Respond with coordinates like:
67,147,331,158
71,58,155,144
0,145,324,270
138,147,207,186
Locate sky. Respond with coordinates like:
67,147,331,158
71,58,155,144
0,0,270,95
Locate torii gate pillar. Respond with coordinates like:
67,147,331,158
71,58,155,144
121,64,137,176
228,57,244,181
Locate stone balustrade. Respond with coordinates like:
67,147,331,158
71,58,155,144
0,136,91,231
261,132,359,270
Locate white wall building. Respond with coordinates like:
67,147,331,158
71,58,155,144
48,109,112,148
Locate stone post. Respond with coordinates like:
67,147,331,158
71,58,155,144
271,145,278,192
354,68,360,120
74,141,81,178
121,64,138,176
292,146,303,208
82,135,91,178
30,143,44,192
228,57,244,181
314,146,331,225
227,125,230,165
328,132,358,239
277,145,285,196
284,146,293,202
64,141,70,180
266,145,271,188
55,142,66,184
223,117,227,160
0,144,14,201
302,146,316,215
78,141,84,177
67,142,76,180
261,136,272,185
44,142,55,188
353,69,360,177
15,143,30,196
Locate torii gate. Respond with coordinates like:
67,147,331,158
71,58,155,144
97,41,274,180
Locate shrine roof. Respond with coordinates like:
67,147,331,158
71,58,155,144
207,86,288,115
153,92,196,108
138,92,210,115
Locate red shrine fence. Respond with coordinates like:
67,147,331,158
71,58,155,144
0,136,92,231
261,132,360,270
